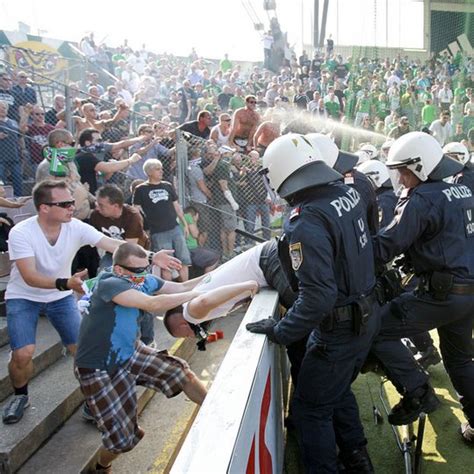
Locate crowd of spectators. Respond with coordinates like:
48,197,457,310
0,39,474,271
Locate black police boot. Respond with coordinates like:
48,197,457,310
416,345,442,370
388,385,440,426
339,446,374,473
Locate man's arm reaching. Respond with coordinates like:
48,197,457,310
186,280,259,320
112,288,199,313
159,274,207,294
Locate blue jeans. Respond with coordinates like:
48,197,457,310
7,295,81,350
244,203,271,240
0,160,23,196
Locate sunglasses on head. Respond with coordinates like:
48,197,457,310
118,264,149,274
43,200,75,209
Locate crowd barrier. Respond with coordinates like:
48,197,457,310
170,289,288,474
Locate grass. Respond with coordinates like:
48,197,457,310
284,333,473,473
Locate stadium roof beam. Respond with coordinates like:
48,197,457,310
319,0,330,48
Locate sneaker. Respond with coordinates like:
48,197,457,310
81,402,96,423
459,422,474,444
339,446,374,473
416,346,442,370
388,385,440,426
2,395,30,424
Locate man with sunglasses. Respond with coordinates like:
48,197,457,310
228,95,261,153
19,103,54,168
75,242,207,473
2,180,182,425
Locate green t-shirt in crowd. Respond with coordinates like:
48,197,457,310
421,104,437,125
356,97,372,114
229,96,245,111
182,213,198,250
325,99,340,118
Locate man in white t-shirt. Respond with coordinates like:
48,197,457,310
429,111,452,146
3,180,182,425
162,240,297,338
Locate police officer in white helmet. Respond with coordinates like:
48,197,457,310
247,133,380,472
370,132,474,443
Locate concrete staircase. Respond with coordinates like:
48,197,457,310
0,315,193,474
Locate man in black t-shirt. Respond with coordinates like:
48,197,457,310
132,159,192,281
74,128,144,194
178,110,212,140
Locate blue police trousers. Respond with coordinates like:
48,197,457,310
292,305,381,473
372,291,474,425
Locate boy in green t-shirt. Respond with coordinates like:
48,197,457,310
421,99,437,127
181,207,220,274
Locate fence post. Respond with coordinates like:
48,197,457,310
175,129,188,208
64,84,73,134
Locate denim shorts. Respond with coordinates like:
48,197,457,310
151,225,192,266
6,295,81,350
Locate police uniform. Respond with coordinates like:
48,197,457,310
247,133,380,470
343,169,379,234
376,186,397,228
274,182,380,472
371,180,474,426
454,163,474,193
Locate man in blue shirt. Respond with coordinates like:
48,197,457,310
75,242,207,472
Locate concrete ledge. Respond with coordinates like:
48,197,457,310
0,355,83,474
0,318,63,402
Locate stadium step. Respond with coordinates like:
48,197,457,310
17,386,154,474
0,318,8,348
17,337,197,474
0,354,83,474
0,317,63,402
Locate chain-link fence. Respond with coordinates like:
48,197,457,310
174,130,285,258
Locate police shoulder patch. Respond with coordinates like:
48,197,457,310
344,172,355,185
289,242,303,271
289,206,301,221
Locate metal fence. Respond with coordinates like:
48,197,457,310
174,130,284,258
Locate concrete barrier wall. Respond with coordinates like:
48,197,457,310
170,289,288,474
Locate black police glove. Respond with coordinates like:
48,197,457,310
246,318,279,343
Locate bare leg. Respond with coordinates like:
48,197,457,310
220,229,229,257
97,448,119,468
179,265,189,282
161,269,173,281
227,230,236,254
183,371,207,405
9,345,35,388
204,261,219,274
198,231,208,247
66,343,77,356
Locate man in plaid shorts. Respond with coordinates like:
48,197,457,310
75,243,207,473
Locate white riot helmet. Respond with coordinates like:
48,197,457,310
357,160,391,189
360,143,379,159
386,131,463,181
355,150,371,165
379,139,394,163
305,133,358,173
262,133,343,199
443,142,470,166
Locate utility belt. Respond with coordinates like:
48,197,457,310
417,272,474,301
320,293,376,336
